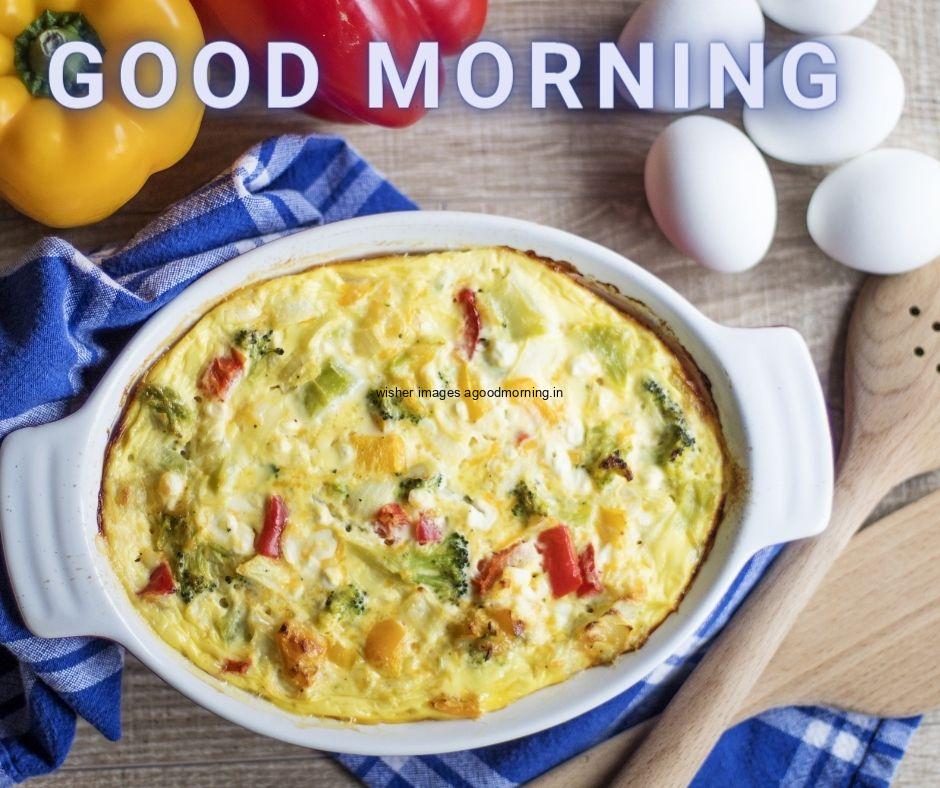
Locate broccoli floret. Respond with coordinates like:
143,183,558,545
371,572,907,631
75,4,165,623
367,388,421,424
140,385,190,436
175,545,230,603
176,548,218,602
510,480,545,521
643,379,696,462
234,328,284,363
399,477,424,500
401,532,470,604
150,512,231,603
598,450,633,481
398,474,442,501
581,426,633,486
152,511,189,554
325,585,368,619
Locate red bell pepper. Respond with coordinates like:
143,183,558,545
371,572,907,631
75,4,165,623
138,562,175,596
577,544,603,597
537,526,582,598
373,502,411,543
199,350,245,401
191,0,488,128
255,495,289,558
222,659,252,674
415,512,443,545
456,288,482,359
474,542,520,595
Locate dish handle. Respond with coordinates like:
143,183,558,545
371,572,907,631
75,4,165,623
0,414,121,640
714,326,834,555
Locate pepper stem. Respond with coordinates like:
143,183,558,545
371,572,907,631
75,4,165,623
14,10,105,98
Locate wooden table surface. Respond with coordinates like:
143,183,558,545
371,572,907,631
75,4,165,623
4,0,937,784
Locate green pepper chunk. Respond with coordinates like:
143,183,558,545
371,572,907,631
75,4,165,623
304,360,354,415
584,326,631,386
490,276,547,340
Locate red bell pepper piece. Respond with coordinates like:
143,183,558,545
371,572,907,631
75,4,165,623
191,0,488,128
222,659,251,674
577,544,603,597
537,526,582,598
198,349,245,400
374,502,411,543
415,512,443,545
456,288,482,359
138,562,175,596
474,542,520,595
255,495,289,558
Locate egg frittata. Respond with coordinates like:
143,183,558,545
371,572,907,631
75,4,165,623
100,247,730,722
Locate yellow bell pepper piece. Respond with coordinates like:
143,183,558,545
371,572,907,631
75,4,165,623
458,361,490,422
364,618,407,674
504,376,559,424
351,433,406,474
0,1,204,227
326,640,358,670
597,507,628,545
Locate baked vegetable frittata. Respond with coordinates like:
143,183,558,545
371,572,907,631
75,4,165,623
100,247,730,722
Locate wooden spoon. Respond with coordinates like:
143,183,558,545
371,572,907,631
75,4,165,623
534,485,940,787
610,261,940,787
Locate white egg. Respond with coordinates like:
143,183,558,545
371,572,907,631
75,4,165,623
743,36,903,166
758,0,878,35
617,0,765,113
807,149,940,275
645,116,777,273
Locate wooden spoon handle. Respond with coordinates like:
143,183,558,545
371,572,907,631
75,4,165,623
609,474,884,788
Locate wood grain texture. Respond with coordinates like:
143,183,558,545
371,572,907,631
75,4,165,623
12,0,940,783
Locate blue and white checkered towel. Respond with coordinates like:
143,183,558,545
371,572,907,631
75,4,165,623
0,133,920,786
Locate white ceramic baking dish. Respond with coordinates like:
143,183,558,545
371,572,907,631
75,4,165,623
0,211,832,755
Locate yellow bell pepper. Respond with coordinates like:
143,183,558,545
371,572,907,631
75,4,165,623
0,0,204,227
351,433,407,474
504,376,559,424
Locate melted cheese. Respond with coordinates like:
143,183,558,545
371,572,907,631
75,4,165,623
101,247,730,723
